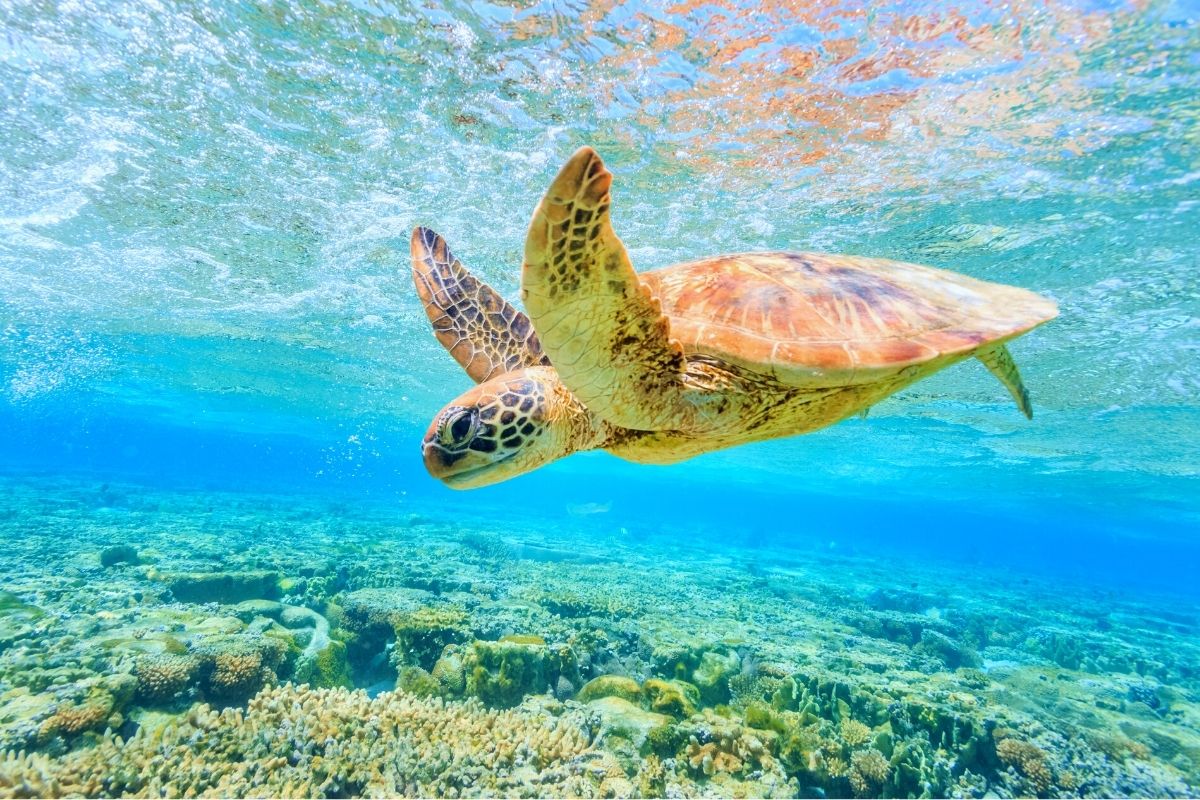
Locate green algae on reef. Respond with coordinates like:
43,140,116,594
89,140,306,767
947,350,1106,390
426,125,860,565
0,474,1198,798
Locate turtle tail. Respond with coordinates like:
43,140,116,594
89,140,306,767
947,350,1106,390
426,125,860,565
976,344,1034,419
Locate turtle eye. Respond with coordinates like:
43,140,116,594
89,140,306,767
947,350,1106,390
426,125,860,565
440,409,477,447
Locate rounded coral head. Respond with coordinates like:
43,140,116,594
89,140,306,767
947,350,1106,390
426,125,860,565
421,368,576,489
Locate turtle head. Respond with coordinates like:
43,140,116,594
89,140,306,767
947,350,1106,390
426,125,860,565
421,367,597,489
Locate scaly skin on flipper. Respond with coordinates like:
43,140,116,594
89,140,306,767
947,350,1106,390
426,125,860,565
411,226,550,383
521,147,690,431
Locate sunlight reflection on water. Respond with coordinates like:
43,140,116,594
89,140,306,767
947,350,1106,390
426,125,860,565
0,0,1196,497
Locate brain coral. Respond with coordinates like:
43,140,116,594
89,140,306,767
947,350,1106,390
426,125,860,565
0,684,597,798
207,651,268,695
430,646,467,696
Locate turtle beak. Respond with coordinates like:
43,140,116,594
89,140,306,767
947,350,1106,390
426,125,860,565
421,432,459,481
420,429,505,489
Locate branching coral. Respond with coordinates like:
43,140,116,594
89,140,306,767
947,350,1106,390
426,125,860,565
687,739,746,776
578,751,635,798
848,748,890,798
840,718,872,748
680,714,777,779
997,736,1053,795
459,531,514,562
36,689,114,741
728,657,787,708
0,684,598,798
636,753,667,798
825,755,850,778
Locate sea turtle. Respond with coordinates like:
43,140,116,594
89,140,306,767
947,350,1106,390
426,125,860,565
412,147,1057,489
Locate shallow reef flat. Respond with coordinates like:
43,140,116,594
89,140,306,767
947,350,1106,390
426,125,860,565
0,473,1197,798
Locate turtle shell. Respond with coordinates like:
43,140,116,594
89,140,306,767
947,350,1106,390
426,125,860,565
640,252,1058,387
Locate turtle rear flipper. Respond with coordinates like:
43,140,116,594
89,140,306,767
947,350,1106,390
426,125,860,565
411,227,550,383
977,343,1034,419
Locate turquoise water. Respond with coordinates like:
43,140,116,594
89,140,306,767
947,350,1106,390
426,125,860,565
1,1,1199,797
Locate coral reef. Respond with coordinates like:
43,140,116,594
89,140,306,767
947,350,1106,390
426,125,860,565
430,645,467,696
464,639,550,709
134,654,197,703
459,531,514,562
390,605,468,670
642,678,698,718
690,649,741,706
848,748,890,797
0,475,1197,799
0,593,44,652
589,696,670,749
37,687,116,740
996,735,1054,796
130,633,291,707
840,718,872,748
277,604,350,689
681,713,779,779
577,675,643,705
0,684,596,797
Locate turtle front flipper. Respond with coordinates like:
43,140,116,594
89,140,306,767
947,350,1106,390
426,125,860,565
411,227,550,383
521,147,690,430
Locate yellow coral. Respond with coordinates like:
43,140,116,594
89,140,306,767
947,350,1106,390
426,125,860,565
135,654,197,702
209,652,267,694
825,755,849,778
37,689,115,740
687,741,745,776
848,748,890,798
0,684,597,797
643,679,698,718
996,737,1052,795
638,754,667,798
840,718,871,748
430,647,466,695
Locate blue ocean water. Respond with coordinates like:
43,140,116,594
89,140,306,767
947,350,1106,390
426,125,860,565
1,0,1199,797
